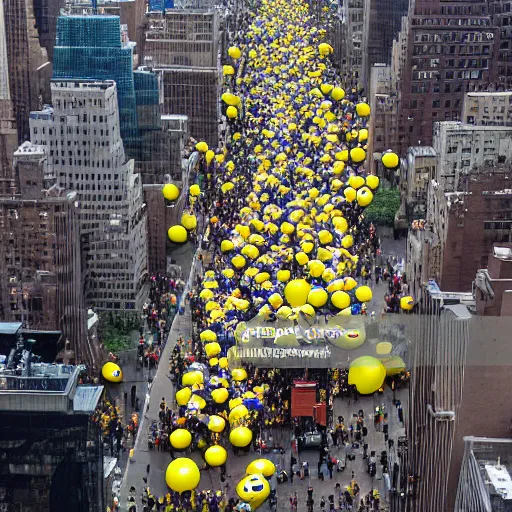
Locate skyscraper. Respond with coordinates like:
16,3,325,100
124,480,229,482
30,80,148,313
0,0,18,193
2,0,50,143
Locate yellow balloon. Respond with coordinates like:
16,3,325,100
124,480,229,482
168,225,188,243
318,230,333,245
102,362,123,383
400,296,414,310
277,269,291,282
211,387,229,404
221,240,235,252
162,183,180,201
301,304,316,317
366,174,380,190
344,187,356,202
344,276,357,290
242,244,260,259
280,222,295,235
268,293,284,309
246,459,276,478
232,254,246,269
209,357,219,367
308,260,325,278
355,285,373,302
331,87,345,101
284,279,311,307
223,65,235,76
331,325,366,349
357,187,374,207
200,330,217,342
236,473,270,509
228,46,241,59
295,252,309,266
277,306,292,319
348,175,366,189
208,415,226,432
205,445,228,467
170,429,192,450
350,147,366,163
182,371,204,387
206,150,215,164
382,151,399,169
331,290,350,310
165,458,200,493
205,342,221,358
176,387,192,406
348,356,386,394
229,404,249,423
227,106,238,119
189,184,201,197
232,368,248,381
307,287,328,308
219,357,229,369
230,426,253,447
182,213,198,231
196,141,208,153
342,235,354,249
356,102,371,117
229,397,244,410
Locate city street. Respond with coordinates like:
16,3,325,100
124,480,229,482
120,232,407,510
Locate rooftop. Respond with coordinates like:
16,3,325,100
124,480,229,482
467,91,512,97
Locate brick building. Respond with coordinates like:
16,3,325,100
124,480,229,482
408,166,512,298
394,0,498,154
0,141,90,363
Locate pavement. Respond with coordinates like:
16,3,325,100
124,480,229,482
117,230,408,510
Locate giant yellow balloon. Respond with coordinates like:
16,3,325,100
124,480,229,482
205,342,221,358
230,426,253,447
400,296,414,310
208,415,226,432
348,356,386,395
212,387,229,404
307,287,328,308
165,458,200,493
176,387,192,406
284,279,311,307
102,362,123,383
236,473,270,509
229,404,249,423
162,183,179,201
170,429,192,450
246,459,276,478
355,285,373,302
182,371,204,386
331,290,350,310
231,368,248,381
168,225,188,243
181,213,197,231
205,445,228,467
382,151,399,169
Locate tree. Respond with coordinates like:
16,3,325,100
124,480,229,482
363,188,400,227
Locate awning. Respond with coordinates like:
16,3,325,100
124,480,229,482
73,385,104,413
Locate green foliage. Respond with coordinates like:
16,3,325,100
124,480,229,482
99,312,140,353
364,187,401,227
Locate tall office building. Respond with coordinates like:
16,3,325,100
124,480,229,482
0,141,91,363
2,0,50,144
395,0,498,153
30,80,148,313
52,14,177,274
490,0,512,89
361,0,408,90
0,0,18,194
142,8,221,147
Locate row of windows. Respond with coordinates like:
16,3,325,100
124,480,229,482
412,17,492,27
412,69,484,80
54,98,104,109
412,57,489,69
414,31,492,44
409,99,462,110
413,45,491,56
